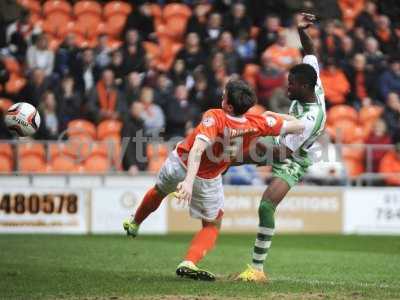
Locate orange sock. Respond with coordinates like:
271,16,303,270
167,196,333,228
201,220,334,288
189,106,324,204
134,186,164,224
184,224,219,264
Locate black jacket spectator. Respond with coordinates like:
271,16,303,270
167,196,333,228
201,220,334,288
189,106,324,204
123,3,154,41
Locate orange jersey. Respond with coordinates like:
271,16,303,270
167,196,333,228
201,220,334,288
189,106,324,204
176,109,283,179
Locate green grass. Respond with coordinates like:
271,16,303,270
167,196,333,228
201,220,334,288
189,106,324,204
1,234,400,300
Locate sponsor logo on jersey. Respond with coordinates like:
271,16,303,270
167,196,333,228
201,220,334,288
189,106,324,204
265,116,277,127
202,116,215,127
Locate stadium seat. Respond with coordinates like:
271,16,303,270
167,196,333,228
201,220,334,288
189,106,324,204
359,105,383,125
5,74,26,94
147,143,169,159
42,13,72,37
48,143,76,159
343,157,364,178
87,142,110,158
18,142,45,160
3,57,21,75
163,3,191,19
150,4,163,27
76,14,102,36
43,0,72,15
67,119,97,139
49,155,76,172
19,154,46,173
17,0,41,14
48,37,63,51
341,143,365,162
103,1,132,18
243,64,260,87
29,13,42,25
164,16,188,41
330,120,358,144
0,154,13,173
83,154,110,173
0,98,13,112
0,143,13,160
105,14,128,37
143,41,161,60
97,120,122,140
73,1,102,16
327,105,358,125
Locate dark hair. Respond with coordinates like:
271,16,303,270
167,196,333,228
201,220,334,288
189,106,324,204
289,63,317,88
225,79,256,115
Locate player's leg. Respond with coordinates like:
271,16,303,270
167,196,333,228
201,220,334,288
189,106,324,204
176,214,222,281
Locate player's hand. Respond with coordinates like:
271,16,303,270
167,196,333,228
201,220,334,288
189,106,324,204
297,13,316,29
176,180,193,205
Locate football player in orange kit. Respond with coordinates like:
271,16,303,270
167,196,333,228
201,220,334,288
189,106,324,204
123,79,305,280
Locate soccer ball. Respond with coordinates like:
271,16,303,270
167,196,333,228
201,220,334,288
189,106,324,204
4,102,41,137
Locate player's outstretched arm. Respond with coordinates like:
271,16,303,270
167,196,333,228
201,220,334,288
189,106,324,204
176,138,208,204
264,111,305,134
297,13,316,55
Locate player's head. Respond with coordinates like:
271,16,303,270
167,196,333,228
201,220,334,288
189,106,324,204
288,63,317,101
222,79,256,116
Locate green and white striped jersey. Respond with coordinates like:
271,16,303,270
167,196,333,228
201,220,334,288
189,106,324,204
278,55,326,163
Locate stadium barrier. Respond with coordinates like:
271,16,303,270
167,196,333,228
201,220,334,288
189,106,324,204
0,175,399,235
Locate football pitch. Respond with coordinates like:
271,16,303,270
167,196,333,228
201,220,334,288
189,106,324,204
1,234,400,300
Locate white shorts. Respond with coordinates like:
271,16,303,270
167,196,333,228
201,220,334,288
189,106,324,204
156,151,224,221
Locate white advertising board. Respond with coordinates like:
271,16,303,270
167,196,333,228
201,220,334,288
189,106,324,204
91,186,167,234
0,188,89,233
344,188,400,234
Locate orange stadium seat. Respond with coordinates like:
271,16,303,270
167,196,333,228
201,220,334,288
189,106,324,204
84,154,110,173
18,142,45,160
0,143,13,160
17,0,41,14
330,120,357,144
0,155,13,173
147,143,169,159
165,16,188,41
0,98,13,112
48,143,76,159
48,37,62,51
105,14,128,37
5,74,26,94
97,120,122,140
43,0,72,15
150,4,163,27
49,155,76,172
73,1,102,16
76,13,102,36
19,155,46,173
327,105,358,125
163,3,191,19
243,64,260,87
67,119,97,139
88,142,110,158
29,13,42,25
343,157,364,178
359,105,383,125
103,1,132,18
341,143,365,162
42,12,72,37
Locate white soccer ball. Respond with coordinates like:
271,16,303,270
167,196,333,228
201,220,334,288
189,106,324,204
4,102,41,137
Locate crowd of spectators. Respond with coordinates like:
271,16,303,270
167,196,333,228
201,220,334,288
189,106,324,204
0,0,399,182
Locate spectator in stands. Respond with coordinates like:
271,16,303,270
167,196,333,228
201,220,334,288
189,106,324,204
94,34,111,69
255,52,285,107
257,14,281,57
320,57,350,106
384,92,400,140
268,86,291,114
379,142,400,186
263,31,301,71
282,13,302,49
379,57,400,100
336,35,356,68
338,0,364,29
218,31,243,75
165,84,200,139
72,48,100,95
54,33,78,78
138,86,165,137
109,49,125,89
374,15,395,55
38,90,59,140
365,118,392,172
123,2,154,41
355,0,377,35
19,68,50,107
207,51,227,96
363,37,385,74
124,72,142,106
204,12,223,49
345,53,377,107
189,69,218,112
235,30,256,63
176,32,206,73
224,165,263,185
186,3,209,39
170,59,190,86
26,34,54,76
87,69,126,123
224,2,252,38
320,20,341,57
121,101,147,174
56,75,82,132
122,29,146,74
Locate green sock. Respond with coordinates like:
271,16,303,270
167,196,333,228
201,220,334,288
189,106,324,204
251,200,275,271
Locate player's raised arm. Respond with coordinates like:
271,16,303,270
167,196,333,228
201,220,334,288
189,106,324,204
297,13,316,56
